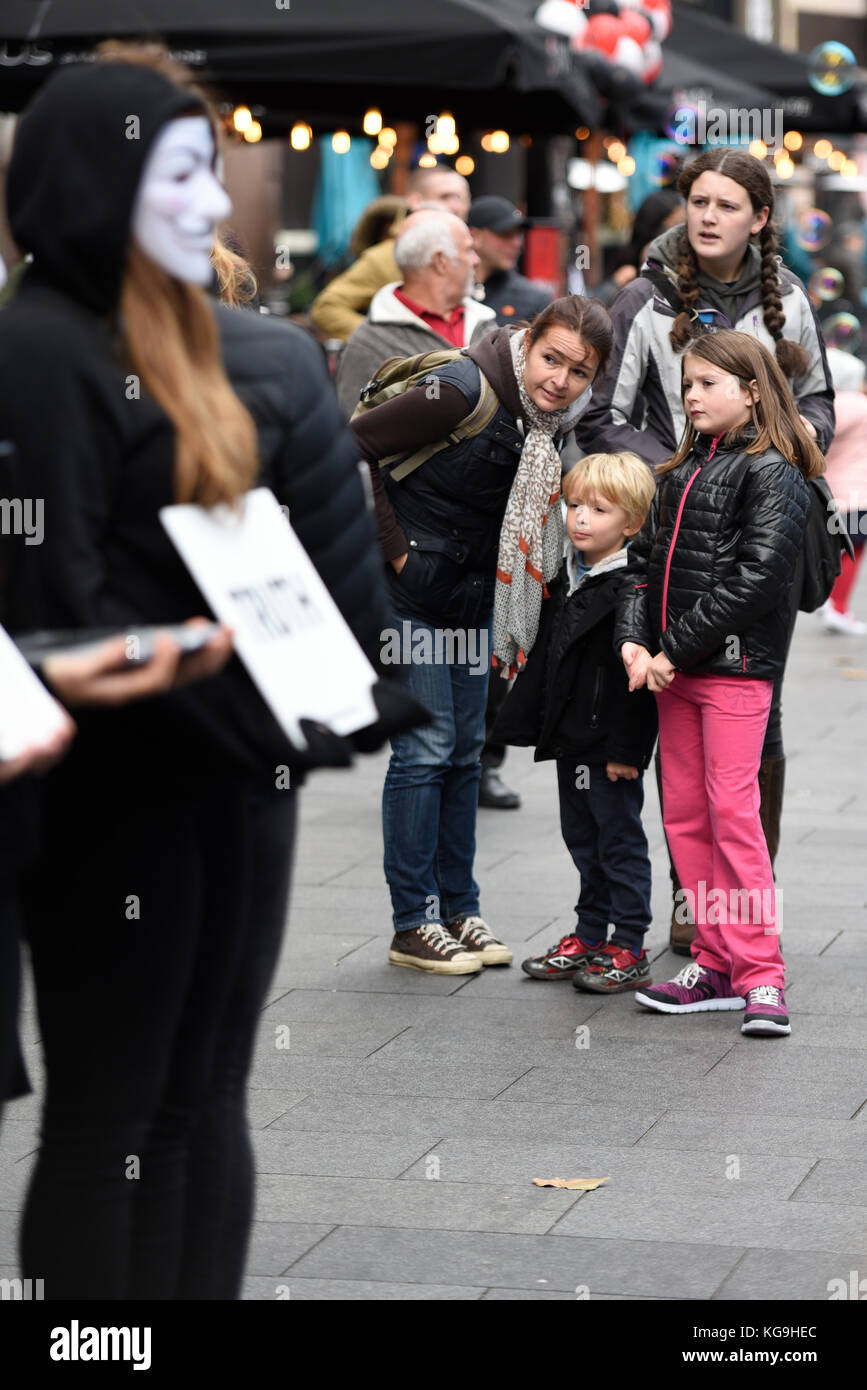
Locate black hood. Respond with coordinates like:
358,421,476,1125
7,62,205,315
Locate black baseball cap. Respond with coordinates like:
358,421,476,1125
467,196,530,234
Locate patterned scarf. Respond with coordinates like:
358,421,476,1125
492,331,591,679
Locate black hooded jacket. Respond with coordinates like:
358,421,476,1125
0,62,416,791
614,427,811,679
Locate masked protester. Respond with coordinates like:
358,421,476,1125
0,53,417,1300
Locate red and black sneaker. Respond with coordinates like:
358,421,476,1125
573,943,651,993
521,933,605,980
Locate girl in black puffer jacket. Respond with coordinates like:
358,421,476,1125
615,331,824,1038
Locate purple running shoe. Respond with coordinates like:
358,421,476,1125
741,985,791,1036
635,961,745,1014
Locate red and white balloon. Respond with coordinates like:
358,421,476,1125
534,0,670,89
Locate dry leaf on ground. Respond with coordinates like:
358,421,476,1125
532,1177,610,1190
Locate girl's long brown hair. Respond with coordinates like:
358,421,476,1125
659,329,825,479
98,40,259,507
669,148,809,380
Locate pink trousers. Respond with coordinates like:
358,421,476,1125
655,673,784,995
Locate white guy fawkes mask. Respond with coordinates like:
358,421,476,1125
132,116,232,285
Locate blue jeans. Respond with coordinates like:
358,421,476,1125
382,614,491,931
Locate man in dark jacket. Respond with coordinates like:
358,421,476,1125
468,196,552,328
495,450,658,993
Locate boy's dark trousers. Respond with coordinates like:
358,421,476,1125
555,758,652,956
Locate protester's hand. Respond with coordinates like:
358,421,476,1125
43,634,182,705
606,761,639,782
621,642,651,691
391,553,409,575
646,651,677,693
170,619,234,689
42,621,233,706
0,714,76,785
799,414,817,441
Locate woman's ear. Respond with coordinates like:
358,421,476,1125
747,377,761,404
751,205,770,236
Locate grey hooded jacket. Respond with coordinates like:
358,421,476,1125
575,226,835,466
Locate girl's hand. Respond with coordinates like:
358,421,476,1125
606,761,639,782
646,651,677,692
621,642,651,690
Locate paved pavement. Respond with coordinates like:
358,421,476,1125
2,597,867,1301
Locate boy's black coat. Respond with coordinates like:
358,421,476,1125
493,563,658,769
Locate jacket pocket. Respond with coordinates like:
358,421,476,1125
389,530,468,617
471,419,523,469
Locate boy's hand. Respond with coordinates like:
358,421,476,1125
606,761,639,782
621,641,651,690
646,651,677,692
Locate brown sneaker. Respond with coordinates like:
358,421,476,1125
388,923,482,975
447,915,513,966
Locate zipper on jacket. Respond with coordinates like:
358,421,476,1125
660,435,722,632
589,667,603,727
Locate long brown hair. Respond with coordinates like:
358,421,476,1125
211,236,259,309
669,149,808,380
527,296,614,374
659,329,825,479
97,40,258,506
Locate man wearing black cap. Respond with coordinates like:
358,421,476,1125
468,197,552,328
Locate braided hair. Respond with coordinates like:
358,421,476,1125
668,149,808,378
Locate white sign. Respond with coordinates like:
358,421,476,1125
0,623,70,760
160,488,378,750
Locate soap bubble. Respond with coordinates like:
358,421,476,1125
795,208,833,251
650,151,679,186
808,267,844,302
808,42,857,97
664,103,702,145
823,312,862,352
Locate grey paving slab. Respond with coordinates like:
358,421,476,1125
0,1211,17,1264
481,1287,671,1300
246,1055,527,1100
0,1123,38,1161
255,1008,415,1061
789,1159,867,1208
246,1088,308,1128
244,1221,334,1276
253,1174,580,1234
251,1128,433,1179
288,1224,744,1298
714,1248,867,1301
819,935,867,958
551,1190,867,1252
637,1111,867,1160
242,1275,485,1300
268,932,378,989
266,936,471,995
0,1154,34,1214
397,1137,811,1201
277,1093,661,1145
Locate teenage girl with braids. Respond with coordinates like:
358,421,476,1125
576,148,835,954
